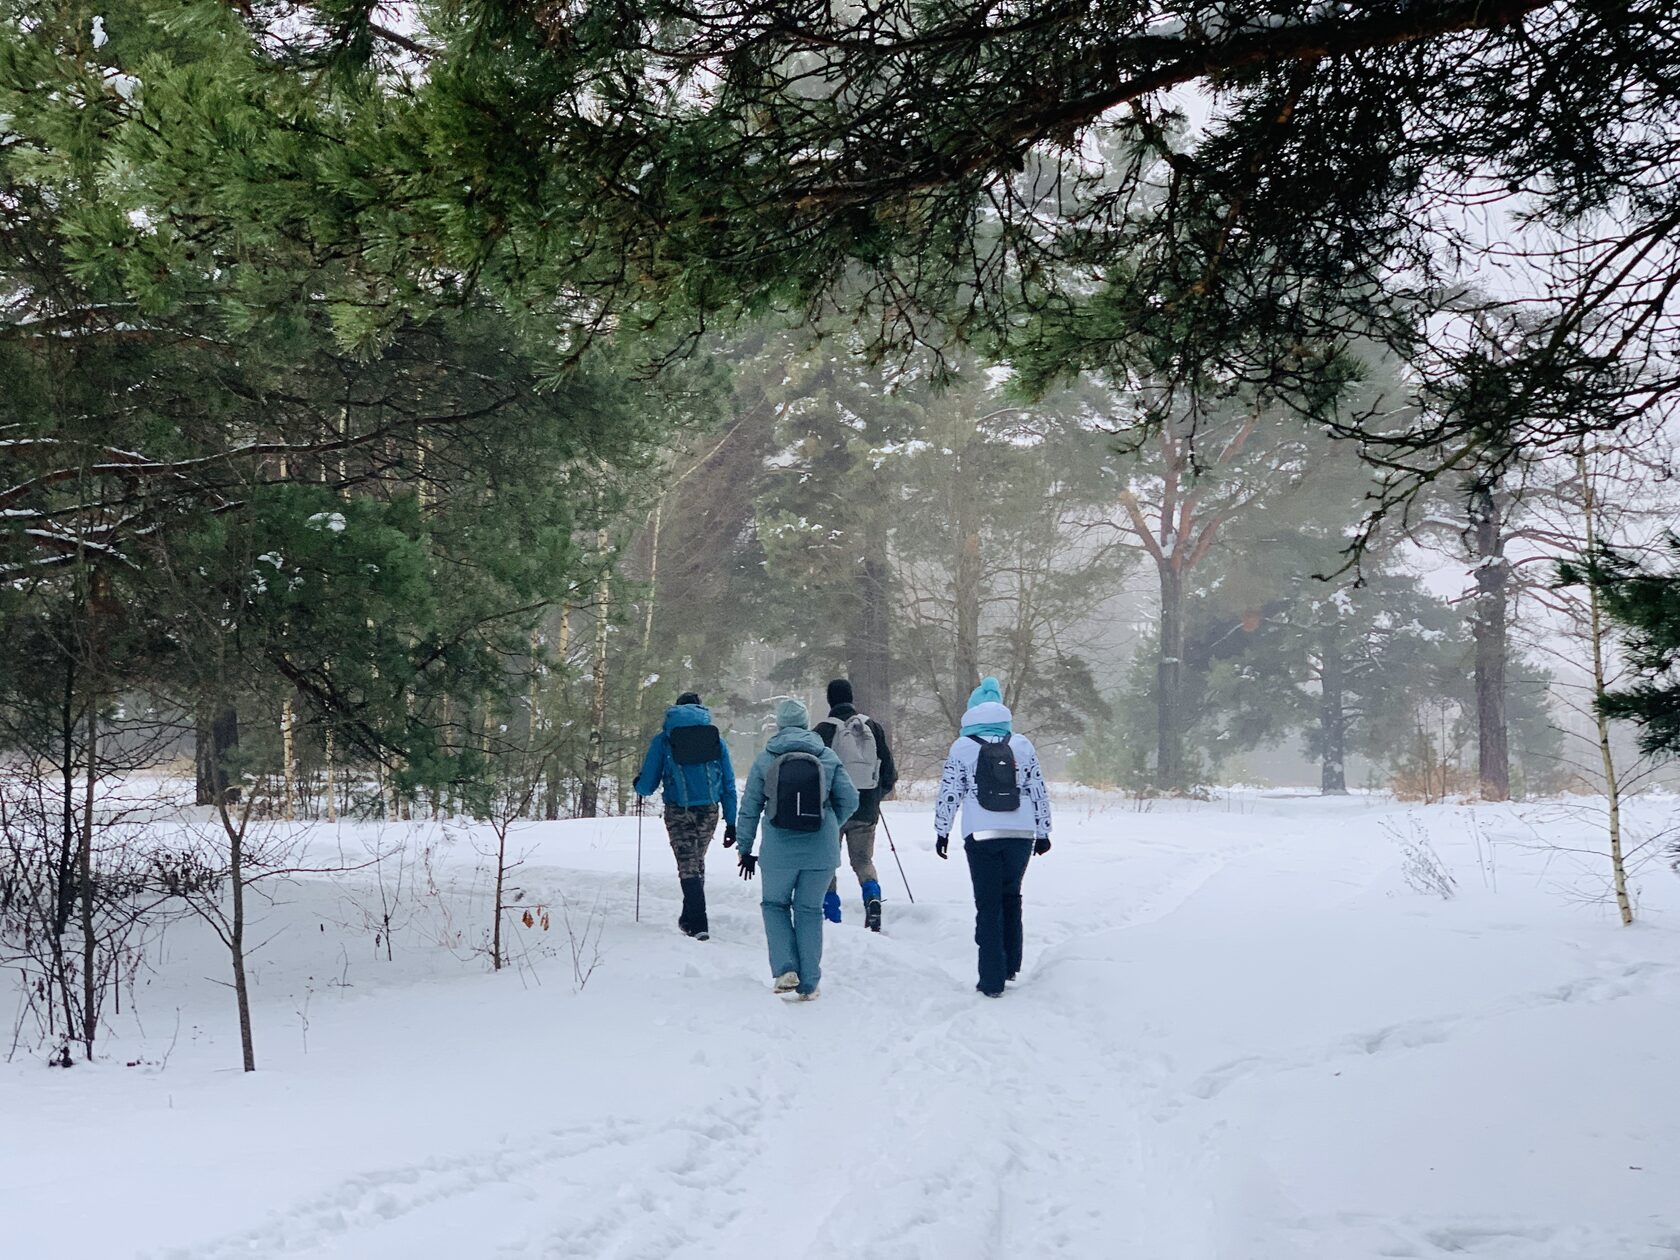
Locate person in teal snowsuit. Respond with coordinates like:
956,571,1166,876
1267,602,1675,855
733,698,859,1000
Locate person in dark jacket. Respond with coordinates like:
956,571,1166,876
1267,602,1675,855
633,692,739,940
813,678,898,931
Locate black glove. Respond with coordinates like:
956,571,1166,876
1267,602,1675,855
738,853,757,880
1034,836,1052,856
723,824,737,848
935,835,949,860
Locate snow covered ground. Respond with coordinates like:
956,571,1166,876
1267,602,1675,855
4,791,1678,1259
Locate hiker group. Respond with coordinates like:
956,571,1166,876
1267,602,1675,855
633,675,1053,1001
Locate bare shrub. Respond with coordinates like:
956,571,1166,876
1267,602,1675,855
1382,815,1458,900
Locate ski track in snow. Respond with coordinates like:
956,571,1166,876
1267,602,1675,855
1183,958,1680,1106
150,824,1238,1260
15,796,1678,1260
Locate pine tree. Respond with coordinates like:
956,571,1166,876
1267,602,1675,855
1562,538,1680,758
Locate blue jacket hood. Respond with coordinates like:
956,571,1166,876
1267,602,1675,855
664,703,714,732
635,704,737,826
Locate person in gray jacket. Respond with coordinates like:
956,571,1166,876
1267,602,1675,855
733,698,860,1001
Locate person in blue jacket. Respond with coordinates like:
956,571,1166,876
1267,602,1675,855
734,698,859,1001
634,692,739,940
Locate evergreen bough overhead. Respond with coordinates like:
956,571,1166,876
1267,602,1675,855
1561,539,1680,759
256,0,1680,478
9,0,1679,493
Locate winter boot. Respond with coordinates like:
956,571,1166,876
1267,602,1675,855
773,971,801,993
692,875,710,941
783,987,820,1002
823,890,843,924
676,880,693,936
861,879,883,932
679,877,709,940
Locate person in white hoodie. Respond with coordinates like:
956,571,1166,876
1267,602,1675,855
933,676,1053,997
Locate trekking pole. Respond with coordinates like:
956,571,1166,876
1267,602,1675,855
879,814,915,904
634,799,643,923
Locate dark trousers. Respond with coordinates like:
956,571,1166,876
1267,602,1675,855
963,837,1033,995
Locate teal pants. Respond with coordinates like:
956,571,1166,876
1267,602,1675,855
760,863,833,996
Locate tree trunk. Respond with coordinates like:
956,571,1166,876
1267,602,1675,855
55,667,77,938
953,521,982,701
1155,562,1187,793
1471,486,1511,801
491,823,508,971
228,816,256,1071
849,547,894,722
197,708,241,807
546,607,572,820
579,534,611,818
280,700,297,822
627,506,661,806
195,718,214,807
323,728,339,824
1319,627,1349,795
950,430,983,700
1579,452,1633,925
78,699,97,1061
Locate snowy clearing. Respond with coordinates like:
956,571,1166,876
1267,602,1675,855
4,791,1678,1259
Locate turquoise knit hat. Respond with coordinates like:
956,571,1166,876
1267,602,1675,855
966,676,1004,709
775,697,810,729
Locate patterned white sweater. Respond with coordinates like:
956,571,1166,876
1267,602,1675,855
934,728,1053,842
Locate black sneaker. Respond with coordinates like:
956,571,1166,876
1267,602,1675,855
864,898,882,932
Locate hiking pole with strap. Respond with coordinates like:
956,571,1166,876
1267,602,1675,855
879,814,914,904
634,798,643,923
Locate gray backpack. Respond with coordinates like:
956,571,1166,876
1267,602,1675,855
831,714,881,790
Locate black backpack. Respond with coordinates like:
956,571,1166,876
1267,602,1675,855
766,751,827,832
969,735,1021,812
668,724,723,766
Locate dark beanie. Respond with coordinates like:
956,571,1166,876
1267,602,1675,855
826,678,853,707
675,691,701,706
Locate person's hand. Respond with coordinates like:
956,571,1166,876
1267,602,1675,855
738,853,757,880
1034,836,1052,856
935,835,949,860
723,824,737,848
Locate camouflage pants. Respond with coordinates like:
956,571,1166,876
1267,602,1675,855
664,803,719,880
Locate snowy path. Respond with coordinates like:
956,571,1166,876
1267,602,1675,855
4,794,1678,1259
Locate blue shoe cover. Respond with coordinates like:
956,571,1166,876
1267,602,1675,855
861,879,882,906
823,890,843,924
